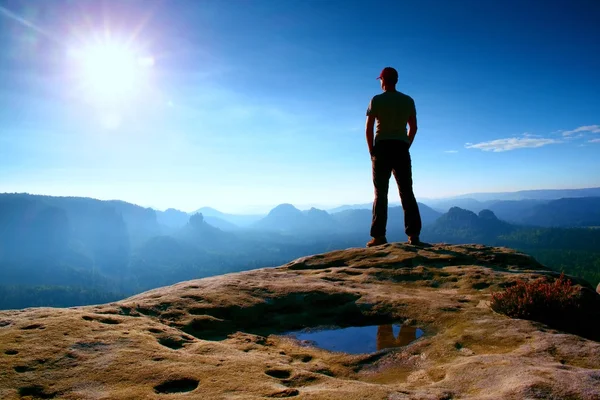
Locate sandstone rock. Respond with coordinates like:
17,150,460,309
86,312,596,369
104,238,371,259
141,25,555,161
0,243,599,399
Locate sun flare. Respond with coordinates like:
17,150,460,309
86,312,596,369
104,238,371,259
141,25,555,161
71,39,153,104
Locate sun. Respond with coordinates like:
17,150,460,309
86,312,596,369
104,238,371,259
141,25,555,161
71,39,153,104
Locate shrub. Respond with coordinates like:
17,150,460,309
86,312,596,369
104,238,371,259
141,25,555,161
491,273,579,325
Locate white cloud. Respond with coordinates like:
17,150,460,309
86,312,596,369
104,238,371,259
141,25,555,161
444,150,458,153
562,125,600,136
564,133,586,141
522,132,542,138
465,137,560,152
589,138,600,143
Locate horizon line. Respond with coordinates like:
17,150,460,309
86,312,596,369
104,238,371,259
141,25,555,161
1,185,599,214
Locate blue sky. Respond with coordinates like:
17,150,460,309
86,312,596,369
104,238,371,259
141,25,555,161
0,0,599,213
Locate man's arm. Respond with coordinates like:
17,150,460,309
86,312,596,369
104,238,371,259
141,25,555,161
407,113,418,148
366,114,376,156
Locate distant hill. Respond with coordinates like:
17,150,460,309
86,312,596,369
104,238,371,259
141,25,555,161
332,203,441,231
421,198,489,213
0,193,149,275
156,208,242,232
2,192,599,308
421,206,600,286
9,194,162,245
485,199,548,223
424,207,514,243
193,187,600,223
253,202,442,237
252,204,320,233
303,207,338,231
327,202,387,213
443,187,600,202
423,205,600,246
204,216,240,231
423,198,549,221
421,197,546,215
156,208,189,229
480,197,600,227
193,206,225,217
193,206,264,227
176,213,237,251
421,196,600,228
520,197,600,227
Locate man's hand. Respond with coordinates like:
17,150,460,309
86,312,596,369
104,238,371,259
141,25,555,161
407,113,418,148
366,114,376,158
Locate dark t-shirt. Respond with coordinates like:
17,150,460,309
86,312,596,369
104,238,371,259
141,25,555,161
366,91,416,143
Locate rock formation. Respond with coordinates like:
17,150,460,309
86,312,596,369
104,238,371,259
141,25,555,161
1,244,599,399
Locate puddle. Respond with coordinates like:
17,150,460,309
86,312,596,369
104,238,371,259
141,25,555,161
284,324,423,354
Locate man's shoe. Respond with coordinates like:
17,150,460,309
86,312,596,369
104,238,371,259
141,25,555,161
367,236,388,247
408,236,421,245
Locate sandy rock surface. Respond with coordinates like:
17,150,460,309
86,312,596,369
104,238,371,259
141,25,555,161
1,243,599,400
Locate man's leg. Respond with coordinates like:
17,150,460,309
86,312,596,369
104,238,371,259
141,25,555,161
397,325,418,346
370,146,393,238
392,144,422,238
376,325,396,351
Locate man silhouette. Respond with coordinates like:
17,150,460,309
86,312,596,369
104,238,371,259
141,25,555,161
366,67,422,247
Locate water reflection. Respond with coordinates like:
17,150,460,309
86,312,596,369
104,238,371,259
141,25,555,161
376,324,418,351
286,324,423,354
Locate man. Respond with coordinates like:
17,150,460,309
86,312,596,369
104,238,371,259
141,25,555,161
365,67,422,247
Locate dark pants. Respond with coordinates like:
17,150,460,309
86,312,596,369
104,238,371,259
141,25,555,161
370,140,422,238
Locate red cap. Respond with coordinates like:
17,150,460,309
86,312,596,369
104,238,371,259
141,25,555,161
377,67,398,81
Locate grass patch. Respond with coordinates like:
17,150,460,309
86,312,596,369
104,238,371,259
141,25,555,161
490,273,600,340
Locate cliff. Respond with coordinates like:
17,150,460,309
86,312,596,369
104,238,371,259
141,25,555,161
1,244,599,399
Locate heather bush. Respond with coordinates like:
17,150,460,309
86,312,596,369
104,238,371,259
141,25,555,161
491,273,580,329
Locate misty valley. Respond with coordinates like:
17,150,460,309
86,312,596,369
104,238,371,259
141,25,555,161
1,192,600,310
